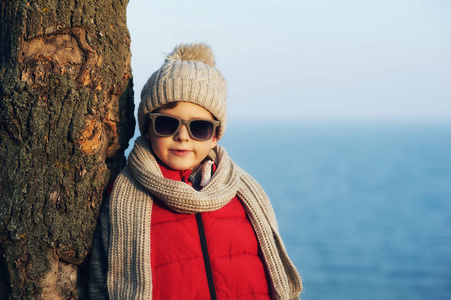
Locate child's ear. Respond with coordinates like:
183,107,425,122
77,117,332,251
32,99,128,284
210,136,218,149
143,119,152,141
144,131,151,141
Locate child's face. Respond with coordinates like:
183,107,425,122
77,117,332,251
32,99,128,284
145,102,219,171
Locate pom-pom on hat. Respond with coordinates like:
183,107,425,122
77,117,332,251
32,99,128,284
138,43,227,139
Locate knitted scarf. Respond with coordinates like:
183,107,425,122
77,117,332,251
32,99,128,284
107,137,302,299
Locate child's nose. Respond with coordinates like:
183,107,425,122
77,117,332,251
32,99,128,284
174,124,190,141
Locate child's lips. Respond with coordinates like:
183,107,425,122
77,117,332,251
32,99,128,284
169,149,192,156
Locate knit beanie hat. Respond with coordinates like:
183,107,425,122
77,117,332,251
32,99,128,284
138,43,228,139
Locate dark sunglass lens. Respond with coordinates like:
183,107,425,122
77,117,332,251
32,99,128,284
190,120,213,140
155,116,179,136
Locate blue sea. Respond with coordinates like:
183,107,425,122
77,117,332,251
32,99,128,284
127,121,451,300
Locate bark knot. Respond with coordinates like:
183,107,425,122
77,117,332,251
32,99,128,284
19,27,99,88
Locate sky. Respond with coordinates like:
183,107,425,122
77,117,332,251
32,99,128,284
126,0,451,123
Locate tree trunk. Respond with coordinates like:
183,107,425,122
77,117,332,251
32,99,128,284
0,0,135,298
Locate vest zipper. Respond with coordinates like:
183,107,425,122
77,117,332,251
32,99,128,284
195,212,217,300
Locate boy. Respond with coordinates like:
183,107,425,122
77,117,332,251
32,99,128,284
90,43,302,299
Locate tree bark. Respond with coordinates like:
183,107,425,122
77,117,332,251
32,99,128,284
0,0,135,298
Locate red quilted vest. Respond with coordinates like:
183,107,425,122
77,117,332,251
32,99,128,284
151,164,271,299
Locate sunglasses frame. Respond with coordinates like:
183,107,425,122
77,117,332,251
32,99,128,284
147,113,220,141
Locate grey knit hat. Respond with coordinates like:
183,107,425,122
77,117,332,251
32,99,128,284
138,43,227,139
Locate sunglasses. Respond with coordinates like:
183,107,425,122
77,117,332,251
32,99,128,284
148,113,220,141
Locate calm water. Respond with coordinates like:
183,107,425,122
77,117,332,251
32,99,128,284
126,121,451,299
220,121,451,300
